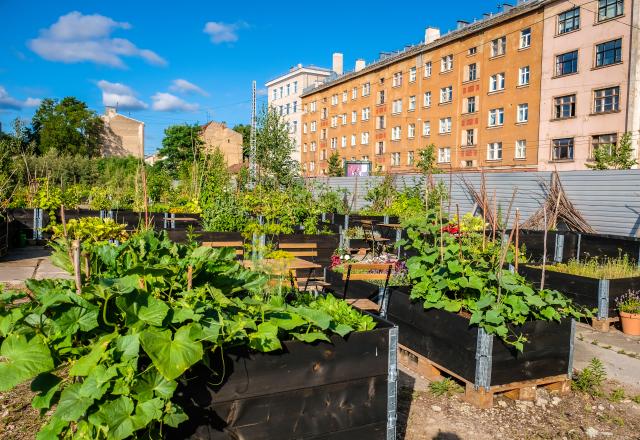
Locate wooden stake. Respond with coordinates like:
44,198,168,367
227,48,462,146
187,265,193,290
482,192,486,252
456,204,463,260
60,204,68,239
492,189,497,241
515,209,520,271
541,204,548,290
72,239,81,294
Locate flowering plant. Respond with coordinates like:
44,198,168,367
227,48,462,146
616,290,640,314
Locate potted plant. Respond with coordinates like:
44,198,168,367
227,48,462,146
616,290,640,335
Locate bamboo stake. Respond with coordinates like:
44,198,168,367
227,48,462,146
492,189,497,241
439,195,444,263
72,239,81,294
481,192,486,252
60,204,68,239
187,265,193,290
456,204,463,260
515,209,520,271
541,205,548,290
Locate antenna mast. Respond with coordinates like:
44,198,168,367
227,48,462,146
249,80,257,187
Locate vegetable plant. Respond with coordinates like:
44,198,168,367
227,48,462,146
0,230,376,439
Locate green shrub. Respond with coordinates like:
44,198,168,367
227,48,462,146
572,358,607,397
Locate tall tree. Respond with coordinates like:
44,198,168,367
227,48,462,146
30,97,104,157
232,124,251,160
586,132,637,170
156,124,204,177
255,106,297,187
327,151,344,177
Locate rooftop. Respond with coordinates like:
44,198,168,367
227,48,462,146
265,64,332,86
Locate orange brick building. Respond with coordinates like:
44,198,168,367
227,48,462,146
300,2,544,175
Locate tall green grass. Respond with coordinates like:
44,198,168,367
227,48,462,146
546,255,640,279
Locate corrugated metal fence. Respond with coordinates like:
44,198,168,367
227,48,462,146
307,170,640,237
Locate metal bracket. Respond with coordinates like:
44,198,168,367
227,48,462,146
344,214,349,231
33,208,43,240
379,286,389,317
395,228,402,258
384,214,390,224
554,234,565,263
321,212,326,222
163,212,168,229
576,233,582,261
568,319,576,377
474,328,494,390
597,279,610,320
386,326,398,440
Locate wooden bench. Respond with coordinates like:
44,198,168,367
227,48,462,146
201,241,244,257
341,263,394,313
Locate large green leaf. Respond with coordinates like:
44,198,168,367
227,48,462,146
0,334,54,391
140,324,203,380
248,322,282,352
55,383,94,422
133,368,177,400
87,396,135,440
55,305,99,336
69,334,116,377
31,372,62,410
116,292,170,327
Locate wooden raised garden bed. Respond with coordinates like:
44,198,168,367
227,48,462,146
325,269,384,301
385,287,574,408
167,315,398,440
519,265,640,331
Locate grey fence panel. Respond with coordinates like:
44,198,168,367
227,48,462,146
308,170,640,237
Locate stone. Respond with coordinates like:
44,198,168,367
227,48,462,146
585,427,599,438
498,400,507,408
552,397,562,406
431,405,442,412
597,404,605,411
536,397,549,407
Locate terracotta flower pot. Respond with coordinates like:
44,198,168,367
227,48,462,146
619,311,640,336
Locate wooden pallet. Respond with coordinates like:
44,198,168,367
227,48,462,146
591,317,619,332
398,344,571,408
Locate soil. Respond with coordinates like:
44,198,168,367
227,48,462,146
397,367,640,440
2,367,640,439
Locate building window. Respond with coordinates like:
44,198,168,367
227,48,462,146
438,147,451,163
341,136,347,148
311,141,317,151
392,72,403,87
408,123,416,138
377,141,385,155
377,90,386,105
352,87,357,99
293,81,298,94
558,7,580,34
392,99,402,114
592,133,618,157
391,126,401,141
490,36,507,57
362,107,370,120
468,63,477,81
362,82,371,96
423,121,431,136
341,113,347,125
311,121,317,132
424,61,432,77
595,39,622,67
519,66,530,86
598,0,623,21
409,67,417,82
272,89,277,100
409,95,416,111
517,104,529,123
292,121,298,132
552,138,574,160
376,115,385,130
321,108,328,119
321,150,327,160
554,94,576,119
594,86,620,113
466,129,475,146
331,116,338,128
286,84,291,96
489,73,505,92
423,91,432,107
440,86,453,103
515,140,526,159
331,94,338,106
487,142,503,160
351,110,357,123
441,55,453,72
310,101,317,112
303,123,308,134
330,138,337,149
520,28,531,49
303,143,307,152
361,132,370,145
408,151,414,165
556,50,578,76
320,128,327,140
439,117,452,134
309,161,315,171
350,134,356,146
488,108,504,127
391,152,401,166
342,91,348,103
468,46,477,55
465,96,476,114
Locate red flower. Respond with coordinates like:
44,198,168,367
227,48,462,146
441,224,460,235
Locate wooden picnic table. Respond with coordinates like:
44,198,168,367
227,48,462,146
242,258,321,274
378,223,403,229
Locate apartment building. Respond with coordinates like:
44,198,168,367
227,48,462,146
538,0,640,169
200,121,243,167
101,107,144,158
300,0,640,175
265,62,334,163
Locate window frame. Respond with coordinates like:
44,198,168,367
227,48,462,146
552,138,574,160
595,38,623,68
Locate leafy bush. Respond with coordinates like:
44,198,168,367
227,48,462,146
572,358,607,397
402,210,587,351
616,290,640,314
428,378,463,397
545,256,640,279
0,231,376,439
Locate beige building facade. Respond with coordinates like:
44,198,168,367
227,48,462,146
101,107,144,158
266,63,333,163
538,0,640,170
200,121,243,167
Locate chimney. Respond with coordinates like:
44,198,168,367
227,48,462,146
105,106,117,118
456,20,469,30
355,59,366,72
424,27,441,44
483,13,492,19
332,53,344,75
502,3,514,12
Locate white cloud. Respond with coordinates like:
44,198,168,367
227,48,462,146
151,92,199,112
256,88,268,96
169,79,209,96
203,21,247,44
97,80,147,110
28,11,167,68
0,86,41,110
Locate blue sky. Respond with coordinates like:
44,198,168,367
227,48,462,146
0,0,495,155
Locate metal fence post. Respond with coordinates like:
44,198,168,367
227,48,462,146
386,326,398,440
